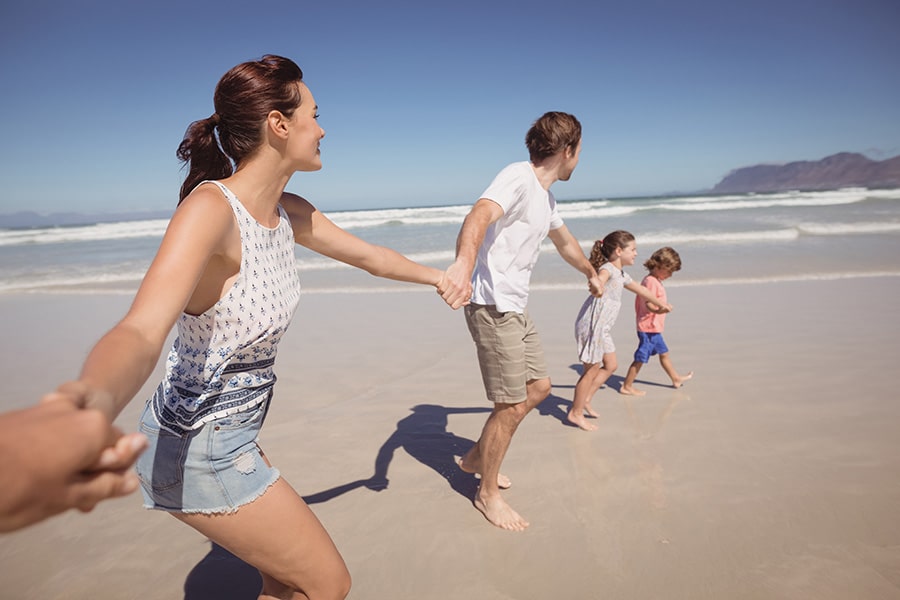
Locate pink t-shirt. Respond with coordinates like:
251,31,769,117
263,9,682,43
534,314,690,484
635,274,667,333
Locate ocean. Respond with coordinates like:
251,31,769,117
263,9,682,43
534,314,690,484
1,187,899,296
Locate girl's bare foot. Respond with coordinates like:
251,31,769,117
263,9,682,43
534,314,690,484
673,371,694,388
457,457,511,489
474,492,529,531
620,386,646,396
584,404,600,418
566,411,598,431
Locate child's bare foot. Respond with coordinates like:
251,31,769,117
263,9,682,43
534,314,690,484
457,457,511,489
566,411,598,431
673,371,694,389
474,492,529,531
620,385,646,396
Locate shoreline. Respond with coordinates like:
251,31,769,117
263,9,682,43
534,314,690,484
2,268,900,298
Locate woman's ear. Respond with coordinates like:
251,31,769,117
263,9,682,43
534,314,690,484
266,110,290,139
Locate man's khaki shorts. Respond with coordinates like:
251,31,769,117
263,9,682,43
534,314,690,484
464,303,548,404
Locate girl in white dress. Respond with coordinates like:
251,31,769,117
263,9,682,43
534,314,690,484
568,230,672,431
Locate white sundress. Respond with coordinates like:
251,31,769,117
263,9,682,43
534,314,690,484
574,262,632,364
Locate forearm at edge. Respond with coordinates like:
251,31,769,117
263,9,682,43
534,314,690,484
367,249,442,286
77,324,164,421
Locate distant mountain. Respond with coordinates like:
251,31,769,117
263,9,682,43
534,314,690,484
0,209,172,229
712,152,900,194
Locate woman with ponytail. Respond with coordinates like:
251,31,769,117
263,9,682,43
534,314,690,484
39,55,467,599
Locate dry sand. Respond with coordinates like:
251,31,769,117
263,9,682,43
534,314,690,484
1,276,899,599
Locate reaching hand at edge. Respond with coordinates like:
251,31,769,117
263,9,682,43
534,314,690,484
0,392,148,533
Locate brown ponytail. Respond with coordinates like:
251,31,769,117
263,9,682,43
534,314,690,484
588,230,635,272
176,55,305,204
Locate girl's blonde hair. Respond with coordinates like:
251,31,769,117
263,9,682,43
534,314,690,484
643,246,682,273
588,230,635,272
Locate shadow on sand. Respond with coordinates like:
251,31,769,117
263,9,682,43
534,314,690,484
183,542,262,600
303,403,492,504
183,403,494,598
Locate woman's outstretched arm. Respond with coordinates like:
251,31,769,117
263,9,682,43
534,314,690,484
62,187,238,422
285,194,466,301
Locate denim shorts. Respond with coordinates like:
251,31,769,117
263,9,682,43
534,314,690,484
135,397,280,514
633,331,670,363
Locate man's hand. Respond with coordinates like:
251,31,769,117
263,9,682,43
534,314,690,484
437,261,473,310
588,274,604,298
0,394,147,533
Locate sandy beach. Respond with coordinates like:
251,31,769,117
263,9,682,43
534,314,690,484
1,276,899,599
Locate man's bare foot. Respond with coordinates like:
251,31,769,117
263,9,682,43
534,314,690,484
620,386,646,396
673,371,694,389
474,493,529,531
566,411,598,431
457,457,511,489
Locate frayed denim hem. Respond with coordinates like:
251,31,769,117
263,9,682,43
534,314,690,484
142,470,281,515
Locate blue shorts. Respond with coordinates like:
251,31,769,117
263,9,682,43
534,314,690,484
135,397,280,514
633,332,669,363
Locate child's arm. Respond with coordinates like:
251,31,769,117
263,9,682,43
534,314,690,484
596,267,612,288
626,281,672,313
643,298,667,314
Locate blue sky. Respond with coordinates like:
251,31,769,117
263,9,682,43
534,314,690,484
1,0,898,215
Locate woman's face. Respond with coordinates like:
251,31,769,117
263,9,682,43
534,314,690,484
286,82,326,172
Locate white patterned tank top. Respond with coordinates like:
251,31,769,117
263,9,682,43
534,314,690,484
151,181,301,434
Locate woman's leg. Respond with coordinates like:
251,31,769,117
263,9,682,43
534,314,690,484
174,477,351,600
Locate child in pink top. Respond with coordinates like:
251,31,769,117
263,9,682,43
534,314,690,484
620,247,693,395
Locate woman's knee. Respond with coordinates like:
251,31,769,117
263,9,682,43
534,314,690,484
332,565,352,599
306,562,351,600
263,568,351,600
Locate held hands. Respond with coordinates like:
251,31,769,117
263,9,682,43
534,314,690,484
588,274,604,298
646,301,673,314
43,381,147,485
436,261,473,310
0,386,148,533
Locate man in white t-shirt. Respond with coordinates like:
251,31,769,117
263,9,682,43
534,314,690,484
439,112,602,531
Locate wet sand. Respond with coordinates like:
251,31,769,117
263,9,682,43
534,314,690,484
1,276,898,599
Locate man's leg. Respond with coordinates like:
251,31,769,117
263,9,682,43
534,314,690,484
473,377,550,531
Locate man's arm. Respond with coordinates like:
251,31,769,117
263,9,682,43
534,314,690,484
0,398,147,533
548,225,603,296
439,199,503,308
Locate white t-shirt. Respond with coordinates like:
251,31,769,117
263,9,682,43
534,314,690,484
471,161,564,313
